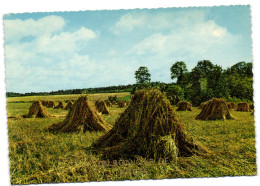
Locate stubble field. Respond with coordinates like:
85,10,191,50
6,92,256,184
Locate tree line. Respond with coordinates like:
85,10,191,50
7,60,253,106
134,60,253,106
6,85,135,97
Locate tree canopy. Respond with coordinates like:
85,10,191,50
135,66,151,84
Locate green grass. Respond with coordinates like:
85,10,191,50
6,94,256,184
116,95,131,102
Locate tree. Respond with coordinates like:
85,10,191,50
170,61,188,83
194,60,214,78
226,61,253,77
135,66,151,84
186,60,214,106
207,65,229,99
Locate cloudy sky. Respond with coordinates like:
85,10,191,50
4,5,252,93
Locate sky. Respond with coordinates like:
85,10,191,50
3,5,252,93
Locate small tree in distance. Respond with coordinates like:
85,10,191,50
132,66,151,94
135,66,151,84
170,61,188,83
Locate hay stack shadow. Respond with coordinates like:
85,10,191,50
23,101,51,118
47,96,111,133
236,103,251,112
176,101,192,111
196,98,235,120
91,89,209,161
95,99,110,114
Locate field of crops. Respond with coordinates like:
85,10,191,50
6,92,256,184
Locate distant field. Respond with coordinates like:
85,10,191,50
7,92,130,103
6,93,256,184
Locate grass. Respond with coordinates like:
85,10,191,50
116,95,131,102
6,93,256,184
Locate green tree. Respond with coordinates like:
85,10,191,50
186,60,214,106
194,60,214,78
226,61,253,77
135,66,151,84
170,61,188,83
227,74,253,101
207,65,229,99
166,84,184,105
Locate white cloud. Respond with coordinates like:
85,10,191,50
121,11,249,83
4,15,98,92
36,27,97,54
110,10,206,34
4,15,65,43
4,9,252,93
110,13,146,34
128,17,241,69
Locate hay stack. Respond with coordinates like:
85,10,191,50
250,103,254,110
41,100,49,106
196,98,235,120
24,101,51,118
105,100,112,107
198,102,206,109
236,103,251,112
48,96,111,133
55,101,64,109
176,101,192,111
112,101,117,105
65,101,73,110
47,101,55,108
92,89,208,160
95,99,110,114
118,101,126,108
227,102,236,110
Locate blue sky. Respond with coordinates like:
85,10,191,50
4,5,252,93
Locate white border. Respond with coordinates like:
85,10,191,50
0,0,259,186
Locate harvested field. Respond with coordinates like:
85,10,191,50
6,92,256,184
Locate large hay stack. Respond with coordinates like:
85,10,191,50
24,101,51,118
92,89,208,160
117,101,126,108
198,102,206,109
55,101,64,109
227,102,237,110
176,101,192,111
65,101,73,110
47,101,55,108
236,103,251,112
48,96,111,133
95,99,110,114
196,98,235,120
